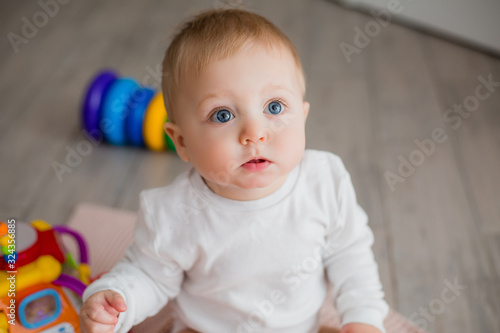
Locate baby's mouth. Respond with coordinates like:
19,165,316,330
241,157,272,172
242,157,271,165
246,159,267,163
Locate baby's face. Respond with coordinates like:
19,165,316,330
165,45,309,201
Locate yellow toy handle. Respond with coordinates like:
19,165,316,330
0,255,61,298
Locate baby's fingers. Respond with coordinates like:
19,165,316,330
83,290,125,325
103,290,127,313
83,304,119,326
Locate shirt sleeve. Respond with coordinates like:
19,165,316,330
82,192,184,333
323,166,389,333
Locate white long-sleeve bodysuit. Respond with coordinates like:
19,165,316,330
83,149,389,333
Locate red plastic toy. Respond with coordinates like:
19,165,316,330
0,220,89,333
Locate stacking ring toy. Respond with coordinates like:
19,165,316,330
126,87,155,147
81,70,118,141
143,93,168,151
101,78,139,145
80,69,176,152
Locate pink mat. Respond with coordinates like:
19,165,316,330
67,203,427,333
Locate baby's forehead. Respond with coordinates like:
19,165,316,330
188,41,294,73
184,66,299,106
180,44,300,85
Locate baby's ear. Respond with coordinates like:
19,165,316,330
164,122,190,162
303,101,310,121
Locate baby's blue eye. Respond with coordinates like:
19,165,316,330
266,101,283,115
211,109,234,123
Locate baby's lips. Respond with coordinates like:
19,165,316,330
242,156,271,164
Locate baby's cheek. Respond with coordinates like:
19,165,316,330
278,125,305,149
197,141,235,173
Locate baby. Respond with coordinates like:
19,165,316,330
79,7,389,333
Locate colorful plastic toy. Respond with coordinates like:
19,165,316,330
126,87,155,147
101,78,139,146
81,70,118,142
143,93,169,151
0,220,90,333
81,69,176,152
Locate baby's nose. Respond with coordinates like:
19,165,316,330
239,118,269,145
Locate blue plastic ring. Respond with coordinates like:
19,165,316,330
82,70,118,141
101,78,139,145
125,87,155,147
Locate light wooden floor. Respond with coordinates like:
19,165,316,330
1,1,499,332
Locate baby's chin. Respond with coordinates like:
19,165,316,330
206,177,273,191
233,173,289,194
202,172,289,200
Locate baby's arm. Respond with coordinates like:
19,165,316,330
80,192,185,332
323,167,389,333
79,290,127,333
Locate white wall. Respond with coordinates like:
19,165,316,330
337,0,500,54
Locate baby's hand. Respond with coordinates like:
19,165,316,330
79,290,127,333
340,323,382,333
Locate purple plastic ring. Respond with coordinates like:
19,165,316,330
53,274,88,297
53,225,89,264
82,70,118,141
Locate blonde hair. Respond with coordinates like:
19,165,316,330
161,7,306,123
